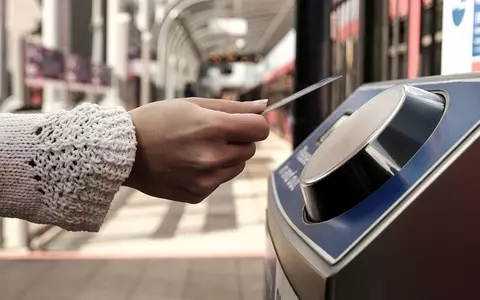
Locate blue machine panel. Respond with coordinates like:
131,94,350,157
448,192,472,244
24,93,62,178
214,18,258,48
272,77,480,263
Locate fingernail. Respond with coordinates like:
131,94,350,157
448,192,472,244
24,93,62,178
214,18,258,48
253,99,268,106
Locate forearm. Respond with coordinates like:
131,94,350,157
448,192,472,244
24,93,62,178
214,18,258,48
0,104,137,232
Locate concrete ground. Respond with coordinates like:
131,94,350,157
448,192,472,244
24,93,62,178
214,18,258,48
0,133,292,300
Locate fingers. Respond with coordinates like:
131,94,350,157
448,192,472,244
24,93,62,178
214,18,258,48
196,162,247,194
194,143,256,171
220,113,270,143
184,163,247,204
216,162,247,183
186,98,270,143
187,98,268,114
183,144,255,203
218,143,256,168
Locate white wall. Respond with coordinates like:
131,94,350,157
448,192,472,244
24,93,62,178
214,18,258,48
441,0,475,75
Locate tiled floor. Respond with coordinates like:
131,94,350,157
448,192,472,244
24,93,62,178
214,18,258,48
0,133,292,300
0,258,264,300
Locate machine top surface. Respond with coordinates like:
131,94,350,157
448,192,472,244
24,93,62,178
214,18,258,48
271,74,480,264
301,85,405,184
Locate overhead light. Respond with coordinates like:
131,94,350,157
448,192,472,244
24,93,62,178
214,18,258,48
235,38,246,49
208,18,248,36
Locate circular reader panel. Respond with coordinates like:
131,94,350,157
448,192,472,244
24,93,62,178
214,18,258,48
300,85,445,223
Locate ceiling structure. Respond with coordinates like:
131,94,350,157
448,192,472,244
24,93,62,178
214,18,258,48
127,0,295,61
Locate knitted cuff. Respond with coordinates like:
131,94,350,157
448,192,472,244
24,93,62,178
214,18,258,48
0,104,137,232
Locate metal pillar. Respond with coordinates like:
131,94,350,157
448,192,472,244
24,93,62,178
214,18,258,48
117,13,130,94
102,1,130,107
42,0,68,112
292,0,331,149
102,12,130,107
42,0,71,112
91,0,104,62
91,0,104,98
107,0,121,69
104,0,120,107
140,31,152,105
136,0,155,106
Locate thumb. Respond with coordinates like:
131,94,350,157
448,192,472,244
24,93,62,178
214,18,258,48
186,98,268,114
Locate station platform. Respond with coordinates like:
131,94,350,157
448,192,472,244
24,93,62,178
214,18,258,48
0,133,292,300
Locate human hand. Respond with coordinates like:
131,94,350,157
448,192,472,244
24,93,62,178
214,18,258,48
124,98,270,204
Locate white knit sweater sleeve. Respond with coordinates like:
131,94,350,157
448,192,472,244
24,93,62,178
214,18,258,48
0,103,137,232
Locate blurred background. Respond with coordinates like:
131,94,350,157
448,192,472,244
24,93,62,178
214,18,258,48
0,0,469,299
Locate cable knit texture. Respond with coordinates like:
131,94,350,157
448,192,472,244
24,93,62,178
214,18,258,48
0,104,137,232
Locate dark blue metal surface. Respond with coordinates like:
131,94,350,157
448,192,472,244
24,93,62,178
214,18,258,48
272,78,480,261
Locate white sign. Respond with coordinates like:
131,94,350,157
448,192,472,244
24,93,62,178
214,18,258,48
441,0,476,74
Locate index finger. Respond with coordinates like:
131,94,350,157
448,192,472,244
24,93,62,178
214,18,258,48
186,98,268,114
219,112,270,143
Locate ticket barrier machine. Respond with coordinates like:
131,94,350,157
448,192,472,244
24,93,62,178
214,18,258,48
265,74,480,300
